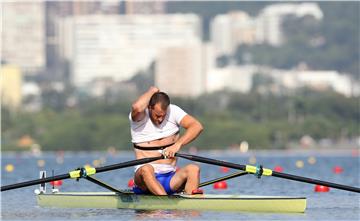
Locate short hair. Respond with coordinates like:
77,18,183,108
149,92,170,110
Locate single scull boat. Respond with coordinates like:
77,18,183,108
36,191,307,213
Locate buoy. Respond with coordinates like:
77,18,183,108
333,166,343,174
107,146,117,156
128,179,135,188
220,166,230,173
5,164,14,172
314,185,330,192
239,141,249,153
308,156,316,165
249,156,256,164
50,180,63,186
213,181,227,189
84,164,92,168
295,160,304,168
93,159,101,167
37,159,45,167
274,165,283,172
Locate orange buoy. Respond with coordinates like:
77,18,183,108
274,165,283,172
213,181,227,189
50,180,63,186
332,166,343,174
220,166,230,173
314,185,330,192
128,179,135,188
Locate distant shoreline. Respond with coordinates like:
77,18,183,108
1,148,358,158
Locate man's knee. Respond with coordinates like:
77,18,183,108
138,164,155,178
186,164,200,174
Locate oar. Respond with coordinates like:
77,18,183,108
1,156,163,192
175,153,360,193
199,171,248,188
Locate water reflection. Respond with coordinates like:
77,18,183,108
135,209,201,220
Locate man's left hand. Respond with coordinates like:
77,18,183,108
163,143,182,158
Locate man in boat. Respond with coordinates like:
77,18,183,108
130,86,203,195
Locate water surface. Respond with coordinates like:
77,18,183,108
1,150,359,220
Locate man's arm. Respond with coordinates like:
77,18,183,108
164,115,203,158
131,86,159,122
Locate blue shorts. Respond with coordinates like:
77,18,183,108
133,171,176,195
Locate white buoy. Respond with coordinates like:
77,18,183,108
239,141,249,153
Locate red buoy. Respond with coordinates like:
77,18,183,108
50,180,63,186
213,181,227,189
220,166,230,173
128,179,135,187
274,165,283,172
314,185,330,192
332,166,343,174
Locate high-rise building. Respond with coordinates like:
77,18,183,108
210,3,323,56
206,65,256,94
45,1,121,81
155,41,204,97
2,2,46,75
211,11,256,56
256,3,323,46
125,0,165,14
58,14,201,87
0,65,22,109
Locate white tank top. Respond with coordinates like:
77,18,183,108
129,104,187,143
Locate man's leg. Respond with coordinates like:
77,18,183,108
134,164,167,195
170,164,200,194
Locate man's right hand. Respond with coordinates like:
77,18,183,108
149,86,160,94
131,86,160,122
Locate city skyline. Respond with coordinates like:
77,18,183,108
1,1,359,111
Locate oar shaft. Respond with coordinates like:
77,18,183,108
1,174,70,192
176,153,246,171
272,171,360,193
176,153,360,193
1,156,164,192
199,171,248,188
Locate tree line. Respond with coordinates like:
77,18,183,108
2,88,358,151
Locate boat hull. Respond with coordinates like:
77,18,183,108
37,192,306,213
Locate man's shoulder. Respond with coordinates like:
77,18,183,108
169,104,178,109
169,104,187,118
169,104,183,112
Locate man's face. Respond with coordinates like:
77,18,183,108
149,103,167,126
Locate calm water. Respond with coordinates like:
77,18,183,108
1,150,359,221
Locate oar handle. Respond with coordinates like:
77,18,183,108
95,156,163,173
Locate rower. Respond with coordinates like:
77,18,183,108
130,86,203,195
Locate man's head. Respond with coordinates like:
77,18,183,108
148,92,170,126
